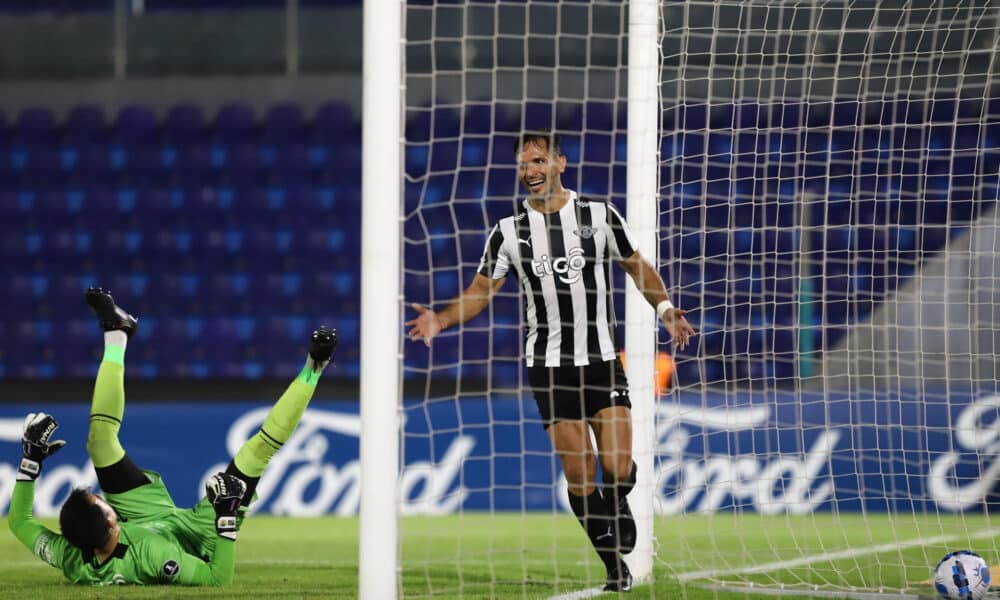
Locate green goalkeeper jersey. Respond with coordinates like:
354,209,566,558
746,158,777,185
7,480,235,585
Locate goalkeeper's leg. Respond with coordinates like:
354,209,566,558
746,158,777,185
225,326,337,505
84,287,149,493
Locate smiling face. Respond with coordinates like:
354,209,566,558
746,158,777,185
516,138,567,200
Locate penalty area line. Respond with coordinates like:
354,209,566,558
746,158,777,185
677,528,1000,582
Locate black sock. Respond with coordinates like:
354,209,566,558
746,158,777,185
225,461,261,507
567,488,618,571
602,461,637,515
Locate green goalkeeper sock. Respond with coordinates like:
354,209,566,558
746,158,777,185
87,333,128,468
233,358,324,478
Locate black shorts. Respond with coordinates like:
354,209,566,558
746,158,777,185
527,359,631,427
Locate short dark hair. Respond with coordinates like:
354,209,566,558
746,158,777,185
60,488,111,550
513,130,561,158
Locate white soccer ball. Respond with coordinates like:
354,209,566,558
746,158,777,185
934,550,991,600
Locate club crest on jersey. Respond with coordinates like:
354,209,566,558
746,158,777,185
162,559,180,578
531,247,586,284
574,226,596,239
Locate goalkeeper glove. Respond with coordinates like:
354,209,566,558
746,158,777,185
18,413,66,482
205,472,247,541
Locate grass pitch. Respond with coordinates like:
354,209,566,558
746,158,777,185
2,512,996,599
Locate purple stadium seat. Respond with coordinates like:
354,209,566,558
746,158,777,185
163,104,206,145
64,105,108,145
312,101,358,144
214,103,257,144
264,103,305,145
462,104,492,136
14,107,56,145
113,105,158,147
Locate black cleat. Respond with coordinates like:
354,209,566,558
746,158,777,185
309,325,338,369
615,497,637,555
603,559,632,593
84,287,138,338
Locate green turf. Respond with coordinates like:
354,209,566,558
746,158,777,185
2,512,996,598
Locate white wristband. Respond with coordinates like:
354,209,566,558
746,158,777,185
656,300,674,319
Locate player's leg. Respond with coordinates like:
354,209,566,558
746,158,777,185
587,357,637,553
84,287,149,494
224,326,337,505
529,365,622,586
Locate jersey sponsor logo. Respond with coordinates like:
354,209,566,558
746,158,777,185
531,247,586,284
573,226,596,239
162,559,180,578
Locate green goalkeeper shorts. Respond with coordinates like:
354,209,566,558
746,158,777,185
103,470,226,559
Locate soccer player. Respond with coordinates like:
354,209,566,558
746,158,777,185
406,130,696,592
7,287,337,585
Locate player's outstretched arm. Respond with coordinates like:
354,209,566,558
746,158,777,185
619,251,697,350
8,413,70,567
406,273,505,347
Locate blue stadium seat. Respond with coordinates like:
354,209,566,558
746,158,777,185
312,101,357,143
163,104,206,145
65,105,108,145
264,102,306,145
214,103,257,144
14,107,56,145
113,105,158,147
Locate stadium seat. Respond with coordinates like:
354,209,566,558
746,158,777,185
163,104,207,145
13,107,56,145
264,102,306,145
64,105,108,145
114,105,158,147
214,103,257,144
312,101,358,143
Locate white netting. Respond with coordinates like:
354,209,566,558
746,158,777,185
658,0,1000,597
397,0,1000,597
400,1,649,597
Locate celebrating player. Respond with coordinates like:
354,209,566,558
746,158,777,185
7,287,337,585
406,130,695,591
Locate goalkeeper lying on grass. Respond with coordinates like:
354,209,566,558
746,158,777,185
7,287,337,585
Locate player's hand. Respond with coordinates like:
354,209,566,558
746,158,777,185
18,413,66,481
205,472,247,540
405,303,443,347
661,308,696,351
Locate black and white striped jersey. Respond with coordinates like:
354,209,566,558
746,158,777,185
477,190,639,367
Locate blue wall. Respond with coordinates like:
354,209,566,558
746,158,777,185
2,387,998,516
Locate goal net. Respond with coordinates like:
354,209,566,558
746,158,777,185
658,0,1000,598
394,0,1000,598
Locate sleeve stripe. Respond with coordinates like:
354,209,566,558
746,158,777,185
605,203,637,258
477,223,507,278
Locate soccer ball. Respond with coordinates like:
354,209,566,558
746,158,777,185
934,550,991,600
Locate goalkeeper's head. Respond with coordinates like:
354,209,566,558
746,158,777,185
59,488,119,552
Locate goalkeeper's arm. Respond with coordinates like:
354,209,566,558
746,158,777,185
8,480,68,569
8,412,70,568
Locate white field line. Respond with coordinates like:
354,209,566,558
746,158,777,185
677,528,1000,582
697,583,933,600
545,587,607,600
